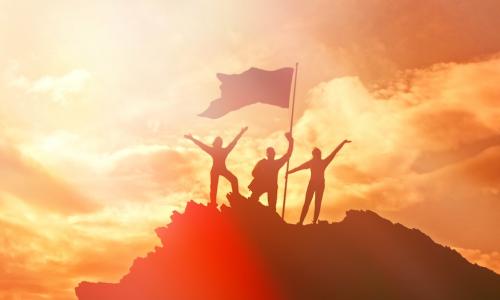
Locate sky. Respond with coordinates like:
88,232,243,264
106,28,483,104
1,0,500,299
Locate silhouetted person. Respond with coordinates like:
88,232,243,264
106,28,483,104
248,132,294,211
289,139,351,225
184,127,248,206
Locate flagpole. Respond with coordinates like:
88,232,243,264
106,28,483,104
281,62,299,220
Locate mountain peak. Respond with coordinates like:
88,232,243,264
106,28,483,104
76,194,500,300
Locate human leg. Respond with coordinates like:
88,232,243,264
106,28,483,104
221,168,239,195
249,188,264,202
210,171,219,206
298,182,315,225
312,183,325,224
268,187,278,212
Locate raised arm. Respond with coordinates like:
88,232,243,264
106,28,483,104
288,160,311,174
276,132,294,166
324,139,351,165
184,134,212,154
225,126,248,152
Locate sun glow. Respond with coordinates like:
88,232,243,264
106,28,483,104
1,1,500,299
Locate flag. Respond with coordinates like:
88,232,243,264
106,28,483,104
199,67,294,118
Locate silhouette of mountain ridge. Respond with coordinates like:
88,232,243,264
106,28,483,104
76,194,500,300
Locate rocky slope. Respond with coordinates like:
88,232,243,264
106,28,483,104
76,194,500,300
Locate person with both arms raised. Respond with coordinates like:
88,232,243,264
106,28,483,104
184,127,248,207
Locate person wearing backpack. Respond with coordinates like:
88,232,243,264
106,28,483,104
248,132,294,212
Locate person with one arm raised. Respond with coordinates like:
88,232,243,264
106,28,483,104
248,132,294,212
184,127,248,207
288,139,351,225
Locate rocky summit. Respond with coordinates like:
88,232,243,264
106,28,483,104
76,194,500,300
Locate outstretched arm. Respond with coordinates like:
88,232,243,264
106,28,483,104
184,134,212,154
276,132,294,166
324,139,351,165
226,126,248,152
288,160,311,174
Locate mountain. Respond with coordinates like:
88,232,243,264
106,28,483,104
76,193,500,300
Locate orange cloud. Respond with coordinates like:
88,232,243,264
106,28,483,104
457,247,500,275
304,0,500,80
6,64,91,104
0,214,157,300
0,141,99,214
0,1,498,299
281,56,500,253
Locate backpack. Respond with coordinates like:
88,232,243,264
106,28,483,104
251,159,267,178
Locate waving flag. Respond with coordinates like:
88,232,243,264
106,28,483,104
199,67,294,118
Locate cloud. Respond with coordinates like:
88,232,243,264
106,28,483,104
283,56,500,253
0,141,99,214
412,134,500,173
302,0,500,80
6,64,91,104
456,247,500,275
0,2,498,299
394,147,500,251
0,190,181,300
107,144,209,201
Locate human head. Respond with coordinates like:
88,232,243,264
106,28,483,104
312,147,322,159
213,136,223,148
266,147,276,160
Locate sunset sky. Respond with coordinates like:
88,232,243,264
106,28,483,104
1,1,500,299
